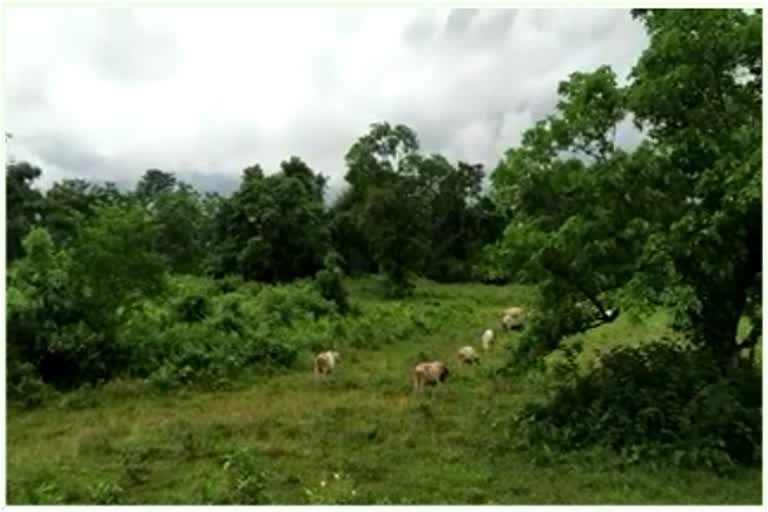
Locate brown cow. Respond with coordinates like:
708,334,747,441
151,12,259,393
413,361,450,391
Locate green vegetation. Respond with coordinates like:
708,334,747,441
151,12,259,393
6,279,761,504
5,8,762,505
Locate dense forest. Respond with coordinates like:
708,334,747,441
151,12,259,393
6,8,763,504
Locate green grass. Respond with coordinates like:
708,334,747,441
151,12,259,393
6,278,762,504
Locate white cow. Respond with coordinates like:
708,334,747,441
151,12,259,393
502,307,526,331
481,328,495,352
457,345,481,365
314,351,341,379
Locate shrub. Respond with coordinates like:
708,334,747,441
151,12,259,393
220,448,271,504
87,481,125,504
315,268,350,314
512,340,762,471
7,360,57,409
173,294,210,323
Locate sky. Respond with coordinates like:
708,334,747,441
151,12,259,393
5,7,650,198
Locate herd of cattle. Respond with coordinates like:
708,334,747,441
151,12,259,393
312,306,527,391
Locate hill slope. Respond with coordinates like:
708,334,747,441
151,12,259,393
6,280,762,504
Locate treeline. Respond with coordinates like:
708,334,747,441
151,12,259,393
5,122,507,400
7,122,506,291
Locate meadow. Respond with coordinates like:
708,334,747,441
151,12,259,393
6,278,762,505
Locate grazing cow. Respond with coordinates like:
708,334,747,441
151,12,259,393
481,328,495,352
457,345,480,365
502,306,526,331
314,350,341,379
413,361,450,391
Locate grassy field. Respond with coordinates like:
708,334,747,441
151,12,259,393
6,279,762,504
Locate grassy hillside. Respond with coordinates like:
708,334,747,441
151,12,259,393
6,279,762,504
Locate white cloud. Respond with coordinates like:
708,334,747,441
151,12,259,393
5,7,649,194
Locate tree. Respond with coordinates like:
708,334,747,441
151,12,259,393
7,201,167,388
43,178,124,245
329,186,377,275
416,156,503,281
335,122,430,295
207,163,331,282
314,250,351,314
280,156,328,202
627,9,762,369
344,122,421,189
6,161,45,262
360,176,430,296
134,169,209,274
135,168,177,201
69,201,168,329
490,9,762,369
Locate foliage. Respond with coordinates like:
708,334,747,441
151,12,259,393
513,340,762,471
489,9,762,369
333,123,503,286
6,202,166,390
6,161,45,261
206,160,330,282
219,448,272,504
314,251,352,314
43,178,124,246
136,170,208,275
6,280,762,505
303,471,360,505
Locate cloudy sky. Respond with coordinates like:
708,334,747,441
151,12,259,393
5,7,649,197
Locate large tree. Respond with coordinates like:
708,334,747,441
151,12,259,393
8,200,167,388
207,162,331,282
135,170,207,275
418,156,504,281
334,122,430,295
490,9,761,369
6,162,45,262
627,8,762,368
43,178,124,246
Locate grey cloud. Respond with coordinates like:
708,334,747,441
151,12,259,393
472,10,517,44
402,12,438,47
443,9,478,38
588,10,627,42
20,133,112,177
6,74,47,113
177,171,241,196
309,51,340,93
442,9,516,50
90,9,178,82
7,8,650,196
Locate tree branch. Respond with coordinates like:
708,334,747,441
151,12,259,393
541,262,621,327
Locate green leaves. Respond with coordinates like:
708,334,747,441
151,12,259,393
207,160,331,282
491,9,762,368
6,161,45,261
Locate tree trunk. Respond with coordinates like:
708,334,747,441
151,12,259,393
691,229,760,371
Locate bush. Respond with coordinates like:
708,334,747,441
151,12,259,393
512,340,762,471
315,268,350,314
220,448,271,504
7,360,57,409
141,322,298,391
